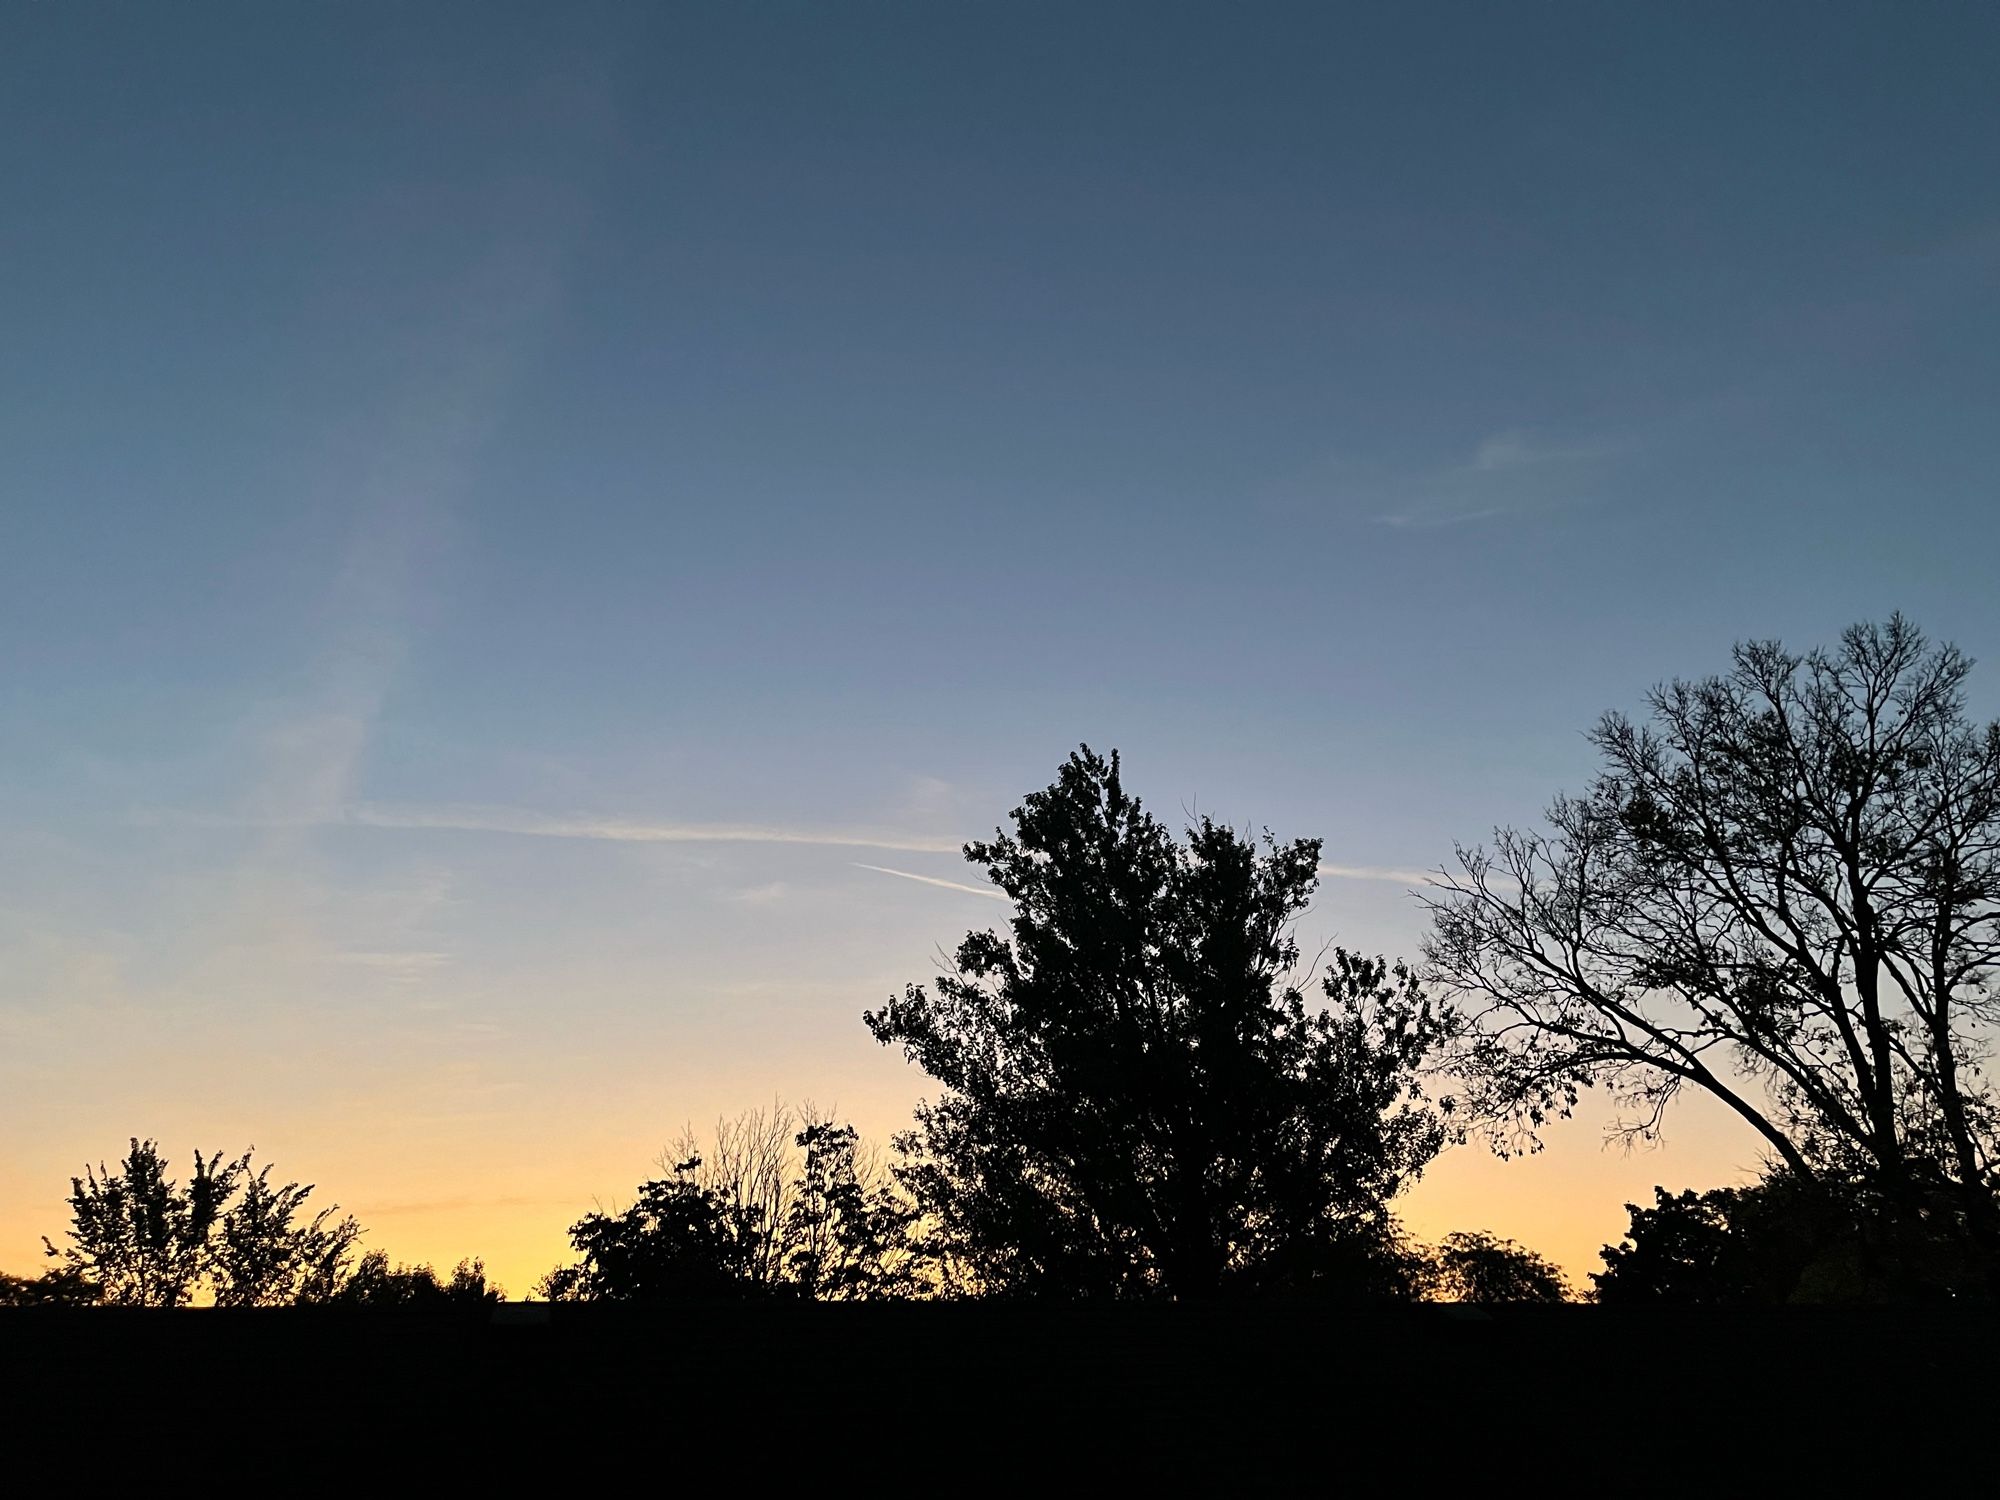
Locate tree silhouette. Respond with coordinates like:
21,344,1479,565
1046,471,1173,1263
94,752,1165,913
542,1109,917,1301
211,1163,362,1307
784,1120,919,1300
0,1268,99,1306
1426,618,2000,1285
44,1140,242,1307
1424,1231,1569,1303
867,746,1452,1299
542,1155,762,1302
337,1252,504,1307
1593,1176,1980,1304
42,1139,366,1307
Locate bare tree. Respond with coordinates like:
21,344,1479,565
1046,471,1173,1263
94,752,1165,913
661,1101,797,1289
1426,618,2000,1276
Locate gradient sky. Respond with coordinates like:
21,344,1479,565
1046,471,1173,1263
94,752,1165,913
5,2,1999,1293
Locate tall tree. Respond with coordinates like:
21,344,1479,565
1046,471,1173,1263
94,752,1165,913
866,746,1451,1300
1425,618,2000,1280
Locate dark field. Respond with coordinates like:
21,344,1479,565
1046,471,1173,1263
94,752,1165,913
5,1304,1988,1486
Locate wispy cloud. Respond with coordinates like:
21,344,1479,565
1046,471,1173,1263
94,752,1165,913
851,863,1008,902
1317,863,1438,887
1375,428,1618,529
337,804,963,854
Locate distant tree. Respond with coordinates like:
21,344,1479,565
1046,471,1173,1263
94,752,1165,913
660,1102,797,1291
44,1139,243,1307
0,1267,100,1306
1593,1175,1980,1304
542,1108,918,1302
42,1139,370,1307
338,1251,503,1308
543,1156,759,1302
784,1120,918,1301
866,746,1453,1300
1426,618,2000,1287
211,1164,362,1307
1424,1231,1569,1304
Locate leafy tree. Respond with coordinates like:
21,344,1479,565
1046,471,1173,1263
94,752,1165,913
0,1268,100,1306
44,1139,243,1307
211,1164,362,1307
42,1138,369,1307
337,1252,504,1308
1424,1231,1569,1303
1593,1176,1980,1304
1426,618,2000,1284
542,1156,760,1302
542,1109,918,1302
867,746,1452,1300
784,1120,918,1301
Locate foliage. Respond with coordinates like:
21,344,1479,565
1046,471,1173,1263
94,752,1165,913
1422,1231,1569,1303
42,1138,364,1307
541,1107,919,1302
867,746,1452,1299
337,1251,504,1308
785,1120,919,1301
1593,1176,1983,1304
1426,618,2000,1281
211,1164,363,1307
0,1267,101,1306
44,1139,244,1307
542,1155,760,1302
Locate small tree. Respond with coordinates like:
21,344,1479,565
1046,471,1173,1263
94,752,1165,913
0,1268,100,1306
338,1252,503,1307
1424,1231,1569,1303
211,1164,362,1307
867,747,1452,1300
544,1157,759,1302
785,1120,918,1301
543,1109,918,1302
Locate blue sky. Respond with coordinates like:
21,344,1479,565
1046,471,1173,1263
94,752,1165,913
4,2,1998,1285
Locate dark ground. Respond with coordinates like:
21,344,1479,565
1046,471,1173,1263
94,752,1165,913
2,1304,1987,1487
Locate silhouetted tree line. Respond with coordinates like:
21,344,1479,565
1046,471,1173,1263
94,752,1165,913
9,619,1996,1307
3,1138,499,1308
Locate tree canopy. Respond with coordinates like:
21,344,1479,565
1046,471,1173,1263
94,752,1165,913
867,746,1452,1300
1426,618,2000,1286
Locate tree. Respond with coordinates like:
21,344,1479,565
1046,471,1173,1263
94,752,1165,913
42,1138,368,1307
0,1268,100,1306
541,1108,918,1302
1425,618,2000,1285
211,1164,362,1307
784,1120,918,1301
338,1252,504,1308
1423,1231,1569,1303
1593,1176,1980,1304
44,1139,242,1307
542,1155,761,1302
866,746,1452,1300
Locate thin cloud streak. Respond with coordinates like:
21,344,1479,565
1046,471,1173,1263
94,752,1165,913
852,863,1009,902
339,804,966,854
1373,426,1620,529
1317,863,1439,887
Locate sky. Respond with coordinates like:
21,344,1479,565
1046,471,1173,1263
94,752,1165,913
4,2,1998,1294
